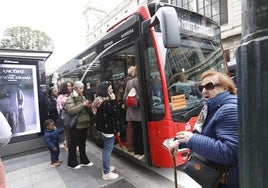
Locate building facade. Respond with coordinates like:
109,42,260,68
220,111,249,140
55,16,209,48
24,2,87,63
83,0,148,45
83,0,241,64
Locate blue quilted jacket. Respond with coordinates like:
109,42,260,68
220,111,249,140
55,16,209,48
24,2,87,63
44,128,63,150
186,91,239,188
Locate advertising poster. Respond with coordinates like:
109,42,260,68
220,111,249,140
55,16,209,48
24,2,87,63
0,64,41,137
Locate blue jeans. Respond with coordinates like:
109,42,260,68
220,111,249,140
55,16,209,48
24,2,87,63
50,146,60,163
102,134,115,174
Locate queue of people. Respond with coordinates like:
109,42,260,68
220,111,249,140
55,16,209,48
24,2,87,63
43,80,120,180
42,67,141,181
42,68,239,187
44,81,94,168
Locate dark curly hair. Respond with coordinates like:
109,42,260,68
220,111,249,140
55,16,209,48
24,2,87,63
58,81,73,95
47,87,56,97
44,119,54,128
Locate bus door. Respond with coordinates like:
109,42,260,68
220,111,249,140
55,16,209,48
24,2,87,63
138,4,227,168
88,43,139,147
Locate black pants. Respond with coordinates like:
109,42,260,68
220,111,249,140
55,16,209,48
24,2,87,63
132,121,144,155
67,128,90,167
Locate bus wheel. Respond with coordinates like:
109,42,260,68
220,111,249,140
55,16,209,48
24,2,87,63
91,123,103,148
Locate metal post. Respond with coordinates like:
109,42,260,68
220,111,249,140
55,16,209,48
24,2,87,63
236,0,268,187
172,152,178,188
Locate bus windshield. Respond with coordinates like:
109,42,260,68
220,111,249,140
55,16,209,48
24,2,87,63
155,8,226,121
165,35,225,111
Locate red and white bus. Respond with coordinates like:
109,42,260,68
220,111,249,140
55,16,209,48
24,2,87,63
56,2,228,168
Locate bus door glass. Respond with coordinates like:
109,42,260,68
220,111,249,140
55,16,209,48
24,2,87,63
101,44,136,135
145,38,166,121
101,45,136,91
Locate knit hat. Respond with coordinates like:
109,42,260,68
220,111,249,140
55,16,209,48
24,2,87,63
96,81,111,97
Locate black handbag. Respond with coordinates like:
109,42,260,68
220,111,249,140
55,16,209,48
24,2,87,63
182,152,228,188
58,109,79,129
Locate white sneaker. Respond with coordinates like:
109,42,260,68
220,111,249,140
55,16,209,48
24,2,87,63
68,164,81,169
134,154,140,158
80,162,94,167
138,154,145,160
102,171,119,180
59,143,65,148
102,166,115,175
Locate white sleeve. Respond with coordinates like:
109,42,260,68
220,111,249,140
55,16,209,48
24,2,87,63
0,111,12,146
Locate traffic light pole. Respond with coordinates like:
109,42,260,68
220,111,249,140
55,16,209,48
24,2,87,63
236,0,268,187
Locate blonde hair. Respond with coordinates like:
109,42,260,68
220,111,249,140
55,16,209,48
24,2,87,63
128,66,137,77
200,70,237,94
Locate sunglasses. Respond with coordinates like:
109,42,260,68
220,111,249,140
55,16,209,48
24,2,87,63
199,82,219,92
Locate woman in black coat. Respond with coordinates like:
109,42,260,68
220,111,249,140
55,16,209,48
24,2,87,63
92,81,122,180
46,87,58,122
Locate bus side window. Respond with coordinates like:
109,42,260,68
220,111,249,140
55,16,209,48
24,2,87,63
151,75,162,102
147,46,165,121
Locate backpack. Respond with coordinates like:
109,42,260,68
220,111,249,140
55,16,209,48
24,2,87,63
125,81,139,107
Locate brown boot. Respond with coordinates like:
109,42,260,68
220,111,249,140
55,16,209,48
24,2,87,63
50,162,61,167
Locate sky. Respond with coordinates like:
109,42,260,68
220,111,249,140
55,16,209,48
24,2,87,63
0,0,123,74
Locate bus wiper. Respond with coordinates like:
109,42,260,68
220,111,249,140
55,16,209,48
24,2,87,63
179,103,203,121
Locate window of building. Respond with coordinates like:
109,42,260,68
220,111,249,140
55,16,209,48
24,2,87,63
199,0,228,25
174,0,228,25
219,0,228,25
160,0,169,3
174,0,195,11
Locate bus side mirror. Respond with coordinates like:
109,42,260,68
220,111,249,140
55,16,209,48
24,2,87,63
142,7,181,48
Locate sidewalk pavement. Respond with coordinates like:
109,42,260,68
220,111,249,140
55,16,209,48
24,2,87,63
2,141,137,188
2,140,201,188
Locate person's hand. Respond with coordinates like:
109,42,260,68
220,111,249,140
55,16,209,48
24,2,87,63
52,147,58,151
175,131,193,143
85,100,92,108
168,139,180,155
83,100,90,106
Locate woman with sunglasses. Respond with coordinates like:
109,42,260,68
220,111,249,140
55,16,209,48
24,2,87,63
169,70,239,188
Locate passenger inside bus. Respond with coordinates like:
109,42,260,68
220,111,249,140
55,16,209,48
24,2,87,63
151,75,162,101
123,66,144,160
115,72,133,147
